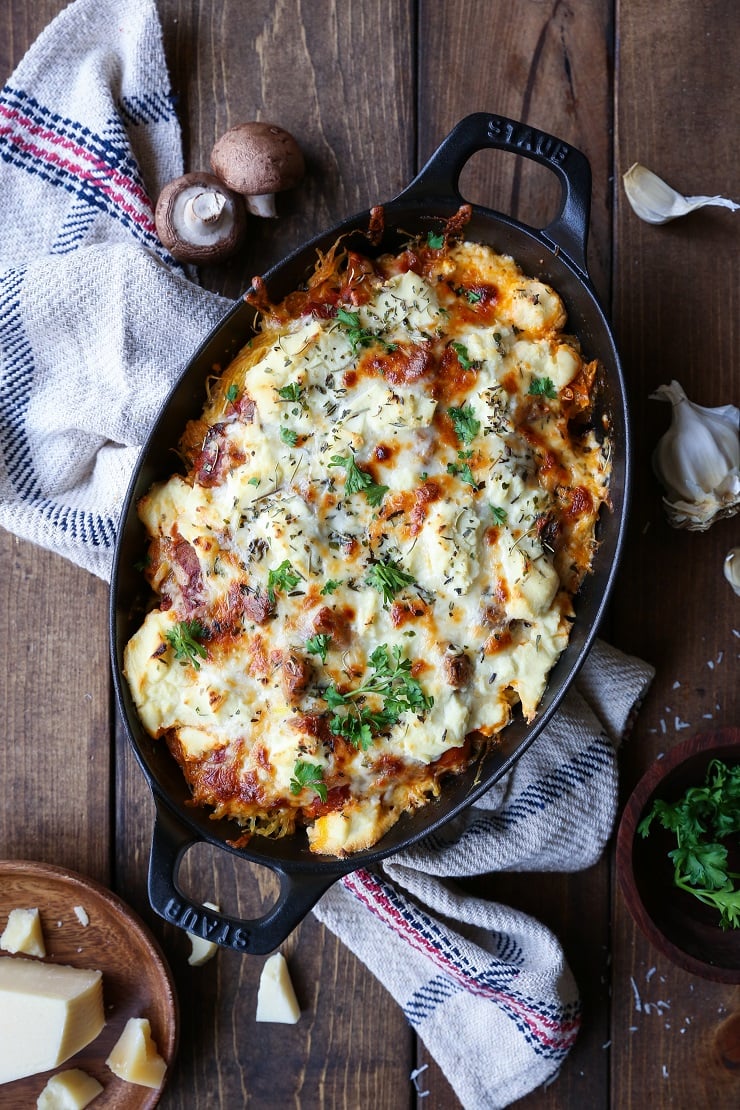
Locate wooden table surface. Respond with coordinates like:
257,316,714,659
2,2,738,1107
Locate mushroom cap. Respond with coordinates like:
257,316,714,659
210,123,305,196
154,171,246,263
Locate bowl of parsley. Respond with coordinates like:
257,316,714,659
617,727,740,983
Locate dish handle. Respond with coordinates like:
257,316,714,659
395,111,592,277
147,800,338,955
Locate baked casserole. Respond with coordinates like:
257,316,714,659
124,224,610,857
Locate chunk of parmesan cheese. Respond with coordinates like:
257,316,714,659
0,957,104,1084
255,953,300,1024
1,906,46,957
105,1017,166,1089
36,1068,103,1109
187,902,220,967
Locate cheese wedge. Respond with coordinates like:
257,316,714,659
187,901,220,966
36,1068,103,1109
0,957,104,1084
1,907,46,957
105,1017,166,1089
255,952,300,1024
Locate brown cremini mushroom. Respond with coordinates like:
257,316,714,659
154,171,246,263
210,122,305,218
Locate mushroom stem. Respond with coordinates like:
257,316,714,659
245,192,277,218
186,189,227,227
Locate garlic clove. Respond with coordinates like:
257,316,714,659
724,549,740,597
650,380,740,531
623,163,740,225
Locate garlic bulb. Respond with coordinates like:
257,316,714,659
724,549,740,596
623,163,740,224
650,380,740,531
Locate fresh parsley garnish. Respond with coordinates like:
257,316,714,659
426,231,444,249
465,289,482,303
447,452,477,488
335,307,395,354
451,341,476,370
248,476,261,487
528,376,557,399
165,619,208,670
320,579,341,596
638,758,740,929
266,559,301,605
490,506,508,525
289,759,327,803
448,404,480,445
280,426,298,447
325,643,434,750
277,382,304,404
226,384,239,402
329,453,389,507
365,558,416,605
305,633,331,664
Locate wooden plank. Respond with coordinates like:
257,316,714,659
0,534,111,882
416,2,614,1106
611,0,740,1106
113,2,420,1106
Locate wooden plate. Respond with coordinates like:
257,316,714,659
0,860,178,1108
617,727,740,983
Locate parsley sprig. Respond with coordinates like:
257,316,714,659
325,644,434,750
448,404,480,446
166,619,208,670
365,558,416,605
638,758,740,929
447,450,477,488
289,759,327,803
528,376,557,399
329,453,389,507
305,633,331,664
336,307,396,355
266,559,301,605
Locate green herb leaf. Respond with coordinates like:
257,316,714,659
528,376,557,399
365,558,416,605
448,404,481,445
427,231,444,249
305,633,331,664
266,559,301,605
277,382,304,403
446,459,477,488
280,426,298,447
325,643,433,749
329,453,389,507
165,620,208,670
226,384,239,402
320,579,341,595
490,506,508,525
289,759,327,802
451,341,476,370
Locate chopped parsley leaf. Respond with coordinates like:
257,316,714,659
289,759,327,803
266,559,301,605
248,476,261,487
448,404,480,445
329,453,388,507
277,382,304,404
280,426,298,446
365,558,416,605
529,376,557,399
490,505,508,525
305,633,331,664
226,384,239,403
165,619,208,670
447,454,477,488
320,579,341,595
335,307,394,354
427,231,445,249
451,341,476,370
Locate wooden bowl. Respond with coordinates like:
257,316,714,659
616,727,740,983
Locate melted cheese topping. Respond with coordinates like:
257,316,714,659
124,234,610,857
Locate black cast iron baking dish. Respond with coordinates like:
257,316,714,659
110,112,631,954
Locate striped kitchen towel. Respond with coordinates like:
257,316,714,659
0,4,655,1108
0,0,228,578
315,639,653,1109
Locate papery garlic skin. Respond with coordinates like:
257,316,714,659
724,549,740,597
650,380,740,531
623,163,740,225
